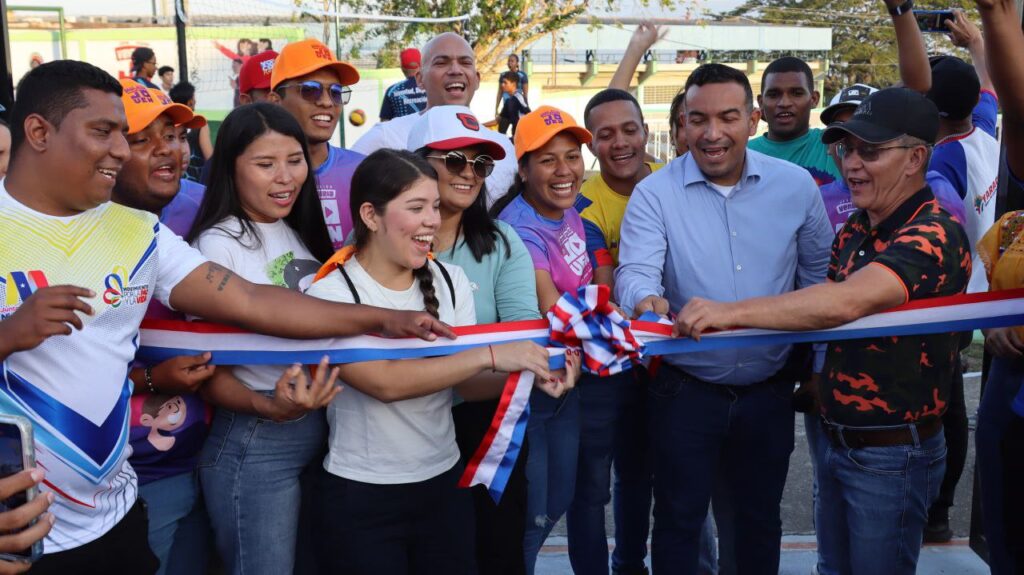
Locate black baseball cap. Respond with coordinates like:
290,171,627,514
820,83,878,125
821,87,939,145
927,56,980,121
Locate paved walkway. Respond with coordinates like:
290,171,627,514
535,536,991,574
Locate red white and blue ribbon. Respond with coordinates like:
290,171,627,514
137,286,1024,501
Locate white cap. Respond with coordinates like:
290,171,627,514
406,105,508,160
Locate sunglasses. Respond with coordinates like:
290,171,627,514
833,142,919,162
426,151,495,179
277,80,352,105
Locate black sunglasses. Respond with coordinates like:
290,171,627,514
426,151,495,179
277,80,352,105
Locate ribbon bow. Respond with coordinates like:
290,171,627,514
547,285,643,376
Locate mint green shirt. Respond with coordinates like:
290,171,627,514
747,127,841,186
436,220,541,324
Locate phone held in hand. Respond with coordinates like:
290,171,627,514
915,10,955,33
0,415,42,563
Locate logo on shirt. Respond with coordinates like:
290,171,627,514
102,266,149,308
975,178,997,214
1,270,49,319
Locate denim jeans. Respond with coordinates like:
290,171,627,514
814,420,946,575
611,368,655,575
199,407,327,575
648,365,794,575
139,471,209,575
976,356,1024,575
523,386,581,575
567,371,640,575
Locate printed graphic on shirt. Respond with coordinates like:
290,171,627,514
560,226,589,277
266,251,319,291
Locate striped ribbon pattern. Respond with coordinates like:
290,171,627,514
137,287,1024,501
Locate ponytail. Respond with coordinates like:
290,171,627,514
414,262,440,319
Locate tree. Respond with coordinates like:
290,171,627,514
323,0,674,73
723,0,978,97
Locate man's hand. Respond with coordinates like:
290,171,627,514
379,310,456,341
0,286,94,358
984,327,1024,359
628,22,667,53
674,297,737,339
947,9,983,48
150,352,215,395
633,295,670,319
0,469,54,573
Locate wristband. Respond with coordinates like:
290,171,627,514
888,0,913,16
145,366,157,394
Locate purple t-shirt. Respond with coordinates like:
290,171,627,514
498,194,593,294
129,179,211,485
818,171,967,234
317,145,365,251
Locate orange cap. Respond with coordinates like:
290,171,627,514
120,80,200,134
513,106,592,160
270,39,360,91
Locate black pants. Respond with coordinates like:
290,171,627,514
932,363,968,516
453,400,528,575
312,463,476,575
31,499,159,575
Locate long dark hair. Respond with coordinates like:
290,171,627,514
350,149,443,319
488,155,530,219
415,147,510,262
186,102,333,263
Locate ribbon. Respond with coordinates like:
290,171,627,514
137,287,1024,501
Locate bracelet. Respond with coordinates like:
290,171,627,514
144,367,157,394
488,345,496,372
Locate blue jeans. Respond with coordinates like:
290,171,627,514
814,421,946,575
523,387,581,575
199,407,327,575
976,356,1024,575
648,365,794,575
139,471,209,575
567,371,640,575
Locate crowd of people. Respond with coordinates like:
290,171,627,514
0,1,1023,575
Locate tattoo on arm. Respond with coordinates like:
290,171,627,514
204,263,235,292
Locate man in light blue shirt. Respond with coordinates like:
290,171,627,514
615,63,833,574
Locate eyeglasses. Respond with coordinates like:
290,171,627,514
426,151,495,179
276,80,352,105
833,142,919,162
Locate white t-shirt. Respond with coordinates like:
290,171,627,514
350,110,518,210
192,218,321,391
306,256,476,484
707,182,736,198
0,184,206,552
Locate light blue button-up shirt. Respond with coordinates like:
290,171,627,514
615,149,833,385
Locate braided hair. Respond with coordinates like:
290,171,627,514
350,149,442,319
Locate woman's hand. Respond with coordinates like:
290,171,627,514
262,356,342,422
490,341,553,382
534,349,582,398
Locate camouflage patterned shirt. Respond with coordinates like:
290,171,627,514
820,187,971,427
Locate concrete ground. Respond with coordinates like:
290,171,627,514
538,346,990,574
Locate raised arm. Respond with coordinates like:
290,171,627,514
888,0,932,92
609,22,665,91
170,262,454,340
975,0,1024,176
947,10,994,93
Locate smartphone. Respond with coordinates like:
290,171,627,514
0,415,42,563
915,10,955,33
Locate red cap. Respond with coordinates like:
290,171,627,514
400,48,421,70
239,50,278,94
